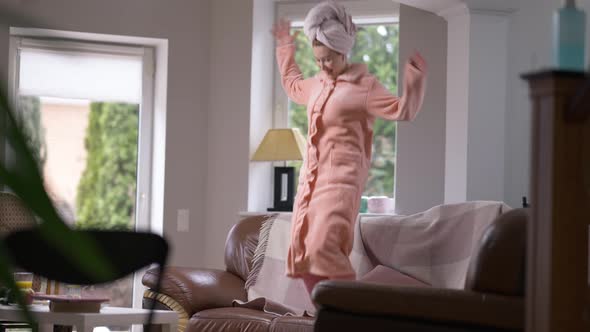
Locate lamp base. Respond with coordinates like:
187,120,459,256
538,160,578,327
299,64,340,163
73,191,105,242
268,166,295,212
267,207,293,212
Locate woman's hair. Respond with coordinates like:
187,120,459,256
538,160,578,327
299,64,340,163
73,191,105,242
312,39,325,47
312,38,348,60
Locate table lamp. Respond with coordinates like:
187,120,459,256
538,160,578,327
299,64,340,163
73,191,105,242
251,128,306,211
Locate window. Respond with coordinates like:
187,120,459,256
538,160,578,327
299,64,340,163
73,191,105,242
277,19,399,197
8,34,155,319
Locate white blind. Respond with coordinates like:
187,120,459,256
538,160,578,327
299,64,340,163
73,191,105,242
18,39,143,103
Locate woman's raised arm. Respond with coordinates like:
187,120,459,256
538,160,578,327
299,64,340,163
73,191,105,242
272,18,315,105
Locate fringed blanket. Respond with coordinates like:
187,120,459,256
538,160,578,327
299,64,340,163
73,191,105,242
234,213,316,316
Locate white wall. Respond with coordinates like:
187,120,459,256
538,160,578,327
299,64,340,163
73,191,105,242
0,0,211,268
443,7,469,203
503,0,590,209
248,0,275,213
396,4,447,215
441,3,512,206
204,0,254,268
436,0,589,210
466,12,508,201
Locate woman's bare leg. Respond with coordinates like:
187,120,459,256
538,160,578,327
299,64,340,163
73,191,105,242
302,273,328,295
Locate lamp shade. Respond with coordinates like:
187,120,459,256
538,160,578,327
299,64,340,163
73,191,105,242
251,128,306,161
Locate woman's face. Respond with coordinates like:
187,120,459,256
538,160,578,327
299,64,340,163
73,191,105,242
313,45,347,79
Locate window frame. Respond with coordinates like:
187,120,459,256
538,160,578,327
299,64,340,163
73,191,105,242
8,35,154,232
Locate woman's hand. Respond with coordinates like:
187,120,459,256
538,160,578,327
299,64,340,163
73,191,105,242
409,51,427,73
271,18,299,46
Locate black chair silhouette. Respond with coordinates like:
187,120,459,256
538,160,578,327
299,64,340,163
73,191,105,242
4,229,168,285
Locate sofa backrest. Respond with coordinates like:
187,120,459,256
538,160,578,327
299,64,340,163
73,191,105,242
224,215,266,280
465,208,528,296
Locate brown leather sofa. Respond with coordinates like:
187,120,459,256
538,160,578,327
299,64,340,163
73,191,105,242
142,208,528,332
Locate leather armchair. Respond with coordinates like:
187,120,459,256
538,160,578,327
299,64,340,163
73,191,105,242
141,215,314,332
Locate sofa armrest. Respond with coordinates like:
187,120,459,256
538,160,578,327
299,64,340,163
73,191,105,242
142,266,247,316
143,289,189,332
313,280,523,331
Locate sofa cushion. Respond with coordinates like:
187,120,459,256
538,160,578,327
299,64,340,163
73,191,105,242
189,307,277,332
359,265,430,287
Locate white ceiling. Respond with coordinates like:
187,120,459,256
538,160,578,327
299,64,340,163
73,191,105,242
385,0,520,15
396,0,463,14
276,0,522,16
464,0,521,12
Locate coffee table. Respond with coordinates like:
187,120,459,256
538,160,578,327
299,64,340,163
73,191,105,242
0,304,178,332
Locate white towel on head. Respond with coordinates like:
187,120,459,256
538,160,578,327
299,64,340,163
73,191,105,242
303,1,357,55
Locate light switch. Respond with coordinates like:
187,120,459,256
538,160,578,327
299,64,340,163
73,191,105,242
177,209,190,232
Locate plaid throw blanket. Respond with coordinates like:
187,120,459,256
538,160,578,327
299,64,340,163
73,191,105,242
234,201,510,316
359,200,511,288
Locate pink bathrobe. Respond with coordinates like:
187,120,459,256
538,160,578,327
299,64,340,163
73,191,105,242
276,43,426,279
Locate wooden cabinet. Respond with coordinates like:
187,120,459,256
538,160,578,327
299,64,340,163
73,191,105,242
523,70,590,332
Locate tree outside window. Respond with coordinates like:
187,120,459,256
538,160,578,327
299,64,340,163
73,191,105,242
289,24,399,196
76,102,138,232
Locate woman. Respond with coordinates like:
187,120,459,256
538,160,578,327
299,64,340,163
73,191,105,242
271,1,427,295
